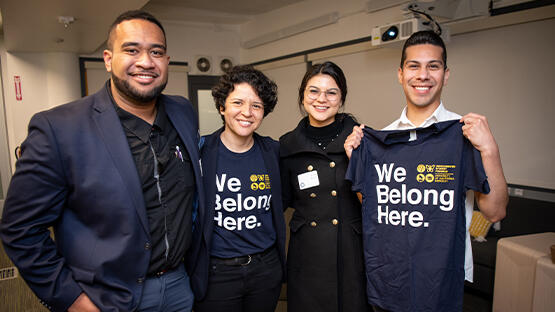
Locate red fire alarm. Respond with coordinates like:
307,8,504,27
14,75,22,101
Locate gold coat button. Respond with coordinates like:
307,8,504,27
310,193,317,198
331,190,337,197
307,165,314,171
310,221,317,227
332,219,339,225
329,162,336,168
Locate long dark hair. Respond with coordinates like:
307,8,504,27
297,61,347,114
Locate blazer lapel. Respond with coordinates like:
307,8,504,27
91,90,150,234
165,100,200,168
165,99,206,231
199,130,222,244
256,135,281,206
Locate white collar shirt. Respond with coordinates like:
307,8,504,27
383,102,461,130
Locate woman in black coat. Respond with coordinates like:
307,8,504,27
280,61,370,312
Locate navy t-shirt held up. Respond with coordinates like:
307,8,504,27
346,120,490,312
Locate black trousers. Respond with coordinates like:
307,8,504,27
194,246,282,312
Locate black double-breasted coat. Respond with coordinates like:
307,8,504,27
279,114,370,312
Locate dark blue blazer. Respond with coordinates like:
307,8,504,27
189,128,286,300
0,86,204,312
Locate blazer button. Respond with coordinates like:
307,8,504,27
329,161,336,168
310,193,317,198
145,242,151,250
310,221,317,227
331,190,337,197
137,277,144,284
307,165,314,171
332,219,339,226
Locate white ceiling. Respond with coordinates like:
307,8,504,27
146,0,302,15
0,0,304,53
1,0,546,54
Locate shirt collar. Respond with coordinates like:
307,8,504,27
106,80,166,144
370,119,458,145
398,102,446,128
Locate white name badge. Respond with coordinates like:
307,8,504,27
298,171,319,190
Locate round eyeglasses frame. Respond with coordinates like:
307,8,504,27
305,87,340,102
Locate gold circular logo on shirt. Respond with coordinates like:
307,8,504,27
417,164,426,173
417,174,425,182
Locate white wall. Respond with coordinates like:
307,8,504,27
240,0,405,63
255,60,308,139
0,41,81,169
1,4,553,190
244,7,555,189
82,21,242,70
45,53,82,110
444,19,555,189
164,21,241,72
0,44,11,209
0,19,242,170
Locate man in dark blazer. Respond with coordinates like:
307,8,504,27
0,11,204,312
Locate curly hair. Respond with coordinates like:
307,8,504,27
212,65,278,122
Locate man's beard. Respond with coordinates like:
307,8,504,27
111,72,167,104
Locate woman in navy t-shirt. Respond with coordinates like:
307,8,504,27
193,65,286,312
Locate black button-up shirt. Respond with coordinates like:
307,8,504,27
108,82,195,276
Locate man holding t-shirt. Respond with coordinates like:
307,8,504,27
345,31,508,311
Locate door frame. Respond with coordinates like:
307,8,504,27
187,75,219,114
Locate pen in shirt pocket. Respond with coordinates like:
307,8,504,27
175,145,184,162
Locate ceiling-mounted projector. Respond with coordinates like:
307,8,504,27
371,17,449,47
372,18,429,46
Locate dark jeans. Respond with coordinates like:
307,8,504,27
194,246,282,312
138,263,194,312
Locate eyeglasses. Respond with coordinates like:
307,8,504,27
305,87,340,102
